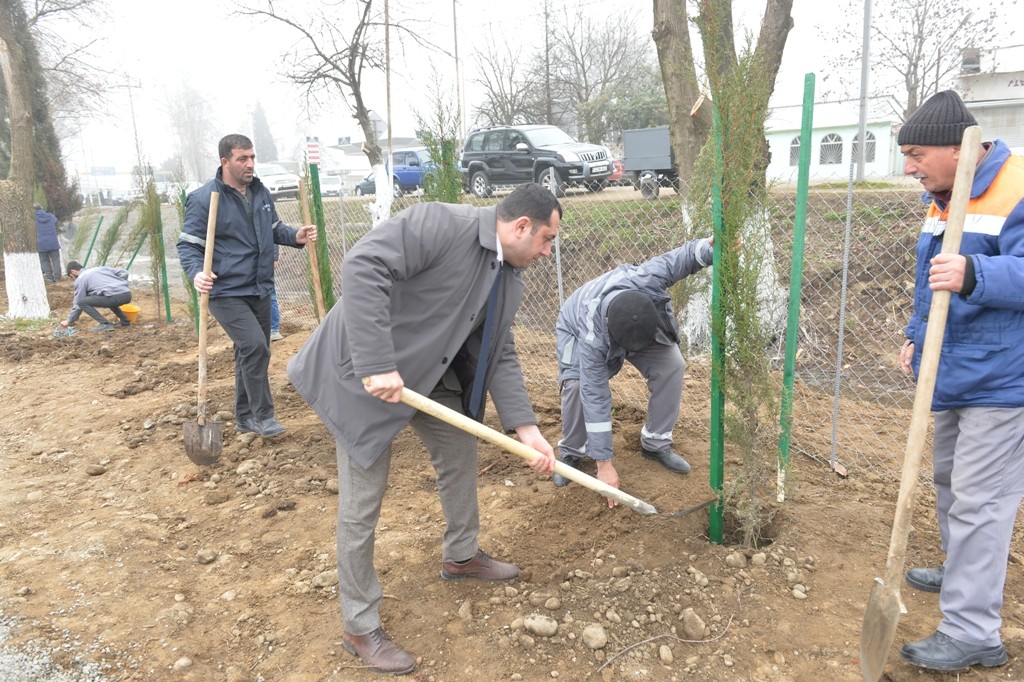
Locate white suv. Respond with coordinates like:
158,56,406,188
255,163,300,201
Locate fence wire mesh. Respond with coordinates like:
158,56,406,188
94,173,928,484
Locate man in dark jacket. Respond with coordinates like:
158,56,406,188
287,183,559,676
35,204,61,282
177,134,316,439
59,262,132,332
553,238,713,506
897,90,1024,672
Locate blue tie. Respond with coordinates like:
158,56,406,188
468,263,503,420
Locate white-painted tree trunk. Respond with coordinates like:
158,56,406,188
371,164,393,227
680,208,787,353
4,251,50,319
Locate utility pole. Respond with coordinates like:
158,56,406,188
453,0,464,139
855,0,871,183
544,0,552,125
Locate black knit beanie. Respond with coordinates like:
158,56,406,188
606,290,659,352
897,90,977,146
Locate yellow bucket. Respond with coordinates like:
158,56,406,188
119,304,140,324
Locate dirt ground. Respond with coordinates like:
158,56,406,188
4,283,1024,682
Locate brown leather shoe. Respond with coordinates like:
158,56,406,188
440,549,519,582
341,628,416,675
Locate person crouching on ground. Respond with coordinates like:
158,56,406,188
553,236,713,507
60,261,132,333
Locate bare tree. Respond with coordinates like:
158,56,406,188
471,39,539,128
26,0,110,137
164,83,218,183
826,0,1011,120
543,7,655,143
1,0,47,319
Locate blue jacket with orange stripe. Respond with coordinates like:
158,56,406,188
905,139,1024,409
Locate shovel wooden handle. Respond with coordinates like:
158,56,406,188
399,387,658,516
197,192,220,426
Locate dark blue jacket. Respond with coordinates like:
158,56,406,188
177,168,303,298
35,209,60,252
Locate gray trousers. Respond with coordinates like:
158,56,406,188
335,387,480,636
73,291,131,325
39,251,61,281
931,406,1024,645
560,342,685,459
207,295,274,421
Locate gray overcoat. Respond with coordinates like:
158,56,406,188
286,202,538,469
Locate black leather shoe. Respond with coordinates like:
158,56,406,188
342,628,416,675
906,565,944,593
641,448,692,474
900,630,1007,671
552,455,581,487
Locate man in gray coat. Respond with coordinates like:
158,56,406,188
287,183,559,676
553,238,713,506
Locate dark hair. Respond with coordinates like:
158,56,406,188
497,182,563,230
66,260,83,276
218,134,254,162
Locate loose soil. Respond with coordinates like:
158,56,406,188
3,282,1024,682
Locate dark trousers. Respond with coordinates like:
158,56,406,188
78,292,131,325
207,295,274,421
39,251,61,281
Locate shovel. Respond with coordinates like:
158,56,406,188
859,125,981,681
398,386,658,515
184,192,224,466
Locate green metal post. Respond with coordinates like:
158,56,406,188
81,216,104,267
125,231,148,270
709,104,726,545
306,162,336,311
777,74,816,501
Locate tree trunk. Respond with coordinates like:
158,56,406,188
652,0,713,200
0,0,48,319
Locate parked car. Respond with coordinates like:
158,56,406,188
391,147,435,195
255,163,300,200
459,124,612,198
318,174,344,197
354,173,376,196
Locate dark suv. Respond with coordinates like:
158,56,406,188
460,125,612,198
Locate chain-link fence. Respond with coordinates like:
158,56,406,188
91,173,927,483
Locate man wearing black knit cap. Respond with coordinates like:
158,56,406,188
896,89,1024,672
553,237,712,507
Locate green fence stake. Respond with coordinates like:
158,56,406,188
777,74,816,501
709,104,726,545
125,231,148,270
81,215,104,267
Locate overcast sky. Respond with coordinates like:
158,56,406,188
65,0,850,179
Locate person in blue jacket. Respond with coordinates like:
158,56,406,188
177,134,316,439
896,90,1024,672
553,237,712,507
35,204,61,282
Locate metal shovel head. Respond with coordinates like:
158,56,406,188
860,577,902,682
183,419,223,466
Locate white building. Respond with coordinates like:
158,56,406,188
765,99,898,185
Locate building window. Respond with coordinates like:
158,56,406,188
852,131,876,162
789,137,800,166
820,133,843,165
